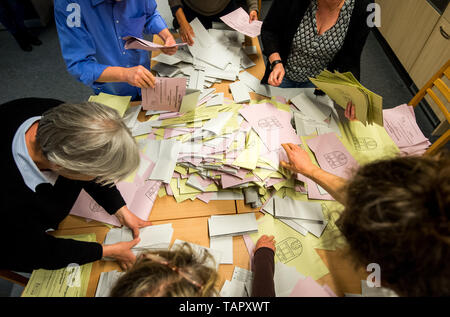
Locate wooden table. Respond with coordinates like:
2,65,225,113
54,33,365,298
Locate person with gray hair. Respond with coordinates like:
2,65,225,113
1,97,151,273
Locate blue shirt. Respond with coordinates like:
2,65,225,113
54,0,168,100
12,117,59,192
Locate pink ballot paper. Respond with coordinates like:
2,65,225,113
142,77,187,112
124,36,187,51
220,7,263,37
306,132,359,180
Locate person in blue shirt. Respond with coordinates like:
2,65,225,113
55,0,178,100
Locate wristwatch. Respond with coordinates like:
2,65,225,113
270,60,282,71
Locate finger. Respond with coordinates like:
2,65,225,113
132,227,140,239
142,72,155,88
129,237,141,248
135,79,147,88
139,220,153,228
280,161,292,169
351,103,356,120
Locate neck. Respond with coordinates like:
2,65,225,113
319,0,345,11
25,121,53,171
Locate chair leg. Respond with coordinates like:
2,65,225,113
425,129,450,156
0,270,29,287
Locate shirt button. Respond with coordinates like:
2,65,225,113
123,52,126,55
116,20,119,24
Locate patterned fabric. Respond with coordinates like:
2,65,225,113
285,0,355,83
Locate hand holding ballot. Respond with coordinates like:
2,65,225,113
280,143,318,177
115,206,153,239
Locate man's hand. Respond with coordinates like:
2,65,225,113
268,63,285,87
179,21,195,46
249,10,258,22
124,65,155,88
280,143,320,177
102,238,140,271
161,34,178,55
115,206,152,239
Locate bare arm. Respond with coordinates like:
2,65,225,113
280,143,347,204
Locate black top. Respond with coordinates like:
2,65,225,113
251,247,275,297
260,0,373,84
1,98,126,272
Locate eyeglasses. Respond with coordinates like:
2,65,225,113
142,253,204,291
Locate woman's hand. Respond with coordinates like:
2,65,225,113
255,235,276,253
124,65,155,88
102,238,140,271
280,143,320,178
249,10,258,22
115,206,152,239
344,101,357,121
268,63,285,87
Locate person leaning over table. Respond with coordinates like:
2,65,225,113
280,143,450,296
261,0,373,119
169,0,259,46
1,98,153,273
110,236,276,296
54,0,178,101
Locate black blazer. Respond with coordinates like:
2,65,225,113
261,0,373,84
0,98,126,272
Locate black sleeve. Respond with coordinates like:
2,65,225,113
83,181,126,215
3,219,102,272
260,0,286,59
251,247,276,297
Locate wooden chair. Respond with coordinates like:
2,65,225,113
0,270,29,288
409,59,450,155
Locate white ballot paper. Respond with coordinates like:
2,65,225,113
148,139,182,183
272,196,324,222
208,213,258,238
104,224,174,251
229,81,251,103
172,239,222,270
209,236,233,264
291,92,332,123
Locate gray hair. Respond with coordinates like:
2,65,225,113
36,101,140,185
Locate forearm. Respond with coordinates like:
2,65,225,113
175,7,188,26
305,167,347,204
97,66,128,83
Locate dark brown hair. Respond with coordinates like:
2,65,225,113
337,152,450,296
110,243,219,297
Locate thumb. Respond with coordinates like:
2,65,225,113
128,236,141,248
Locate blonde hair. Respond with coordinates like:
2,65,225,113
110,243,219,297
36,102,140,185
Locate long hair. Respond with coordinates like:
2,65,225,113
336,152,450,296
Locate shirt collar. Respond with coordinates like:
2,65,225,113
12,117,58,192
91,0,106,6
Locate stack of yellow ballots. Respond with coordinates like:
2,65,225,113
309,70,383,126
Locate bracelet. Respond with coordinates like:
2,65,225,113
270,60,282,71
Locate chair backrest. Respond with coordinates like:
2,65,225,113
0,270,29,288
408,59,450,155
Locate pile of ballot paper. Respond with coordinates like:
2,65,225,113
383,104,431,156
104,223,174,255
310,70,384,126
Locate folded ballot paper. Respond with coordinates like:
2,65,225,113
124,36,187,52
220,7,263,38
208,213,258,238
104,224,174,254
95,270,124,297
310,70,383,126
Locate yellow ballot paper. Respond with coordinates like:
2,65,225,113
88,93,131,117
310,70,383,126
22,233,96,297
249,214,330,280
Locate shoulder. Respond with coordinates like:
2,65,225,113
0,98,65,117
